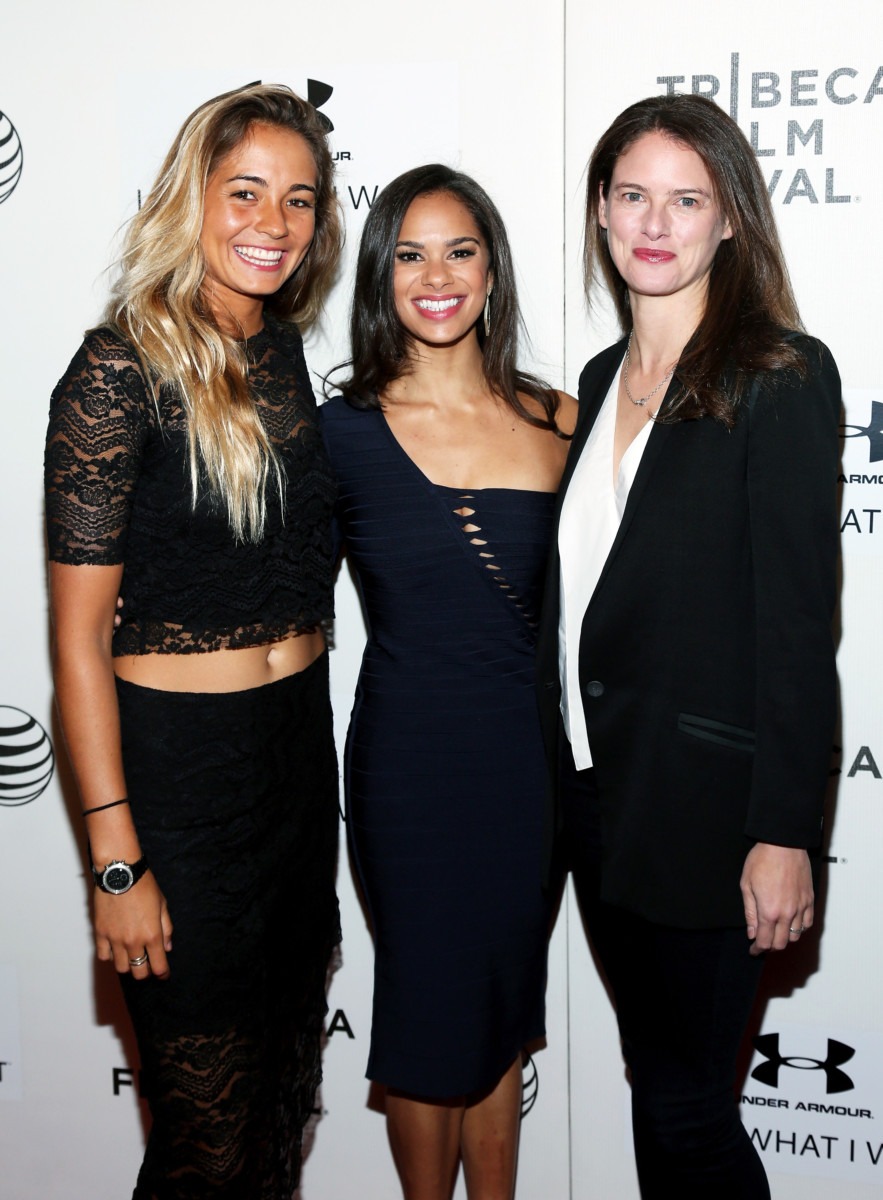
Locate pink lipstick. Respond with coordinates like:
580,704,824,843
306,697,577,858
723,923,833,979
412,295,466,320
633,248,676,264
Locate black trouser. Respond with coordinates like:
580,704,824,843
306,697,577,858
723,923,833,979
559,743,770,1199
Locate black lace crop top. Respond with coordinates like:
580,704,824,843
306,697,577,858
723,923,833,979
45,317,336,655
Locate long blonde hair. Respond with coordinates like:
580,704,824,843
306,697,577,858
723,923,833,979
107,83,343,540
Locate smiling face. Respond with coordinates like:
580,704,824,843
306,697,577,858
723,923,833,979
392,191,492,351
599,130,732,311
200,123,318,332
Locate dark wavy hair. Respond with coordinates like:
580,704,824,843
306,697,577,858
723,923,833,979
334,164,563,432
585,93,808,425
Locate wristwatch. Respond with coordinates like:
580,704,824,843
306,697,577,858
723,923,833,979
92,855,149,895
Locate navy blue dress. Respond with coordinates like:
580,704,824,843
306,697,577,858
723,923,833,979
320,397,553,1098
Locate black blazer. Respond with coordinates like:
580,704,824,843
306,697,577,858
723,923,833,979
536,335,841,927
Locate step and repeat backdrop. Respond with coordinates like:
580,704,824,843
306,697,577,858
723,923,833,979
0,1,880,1196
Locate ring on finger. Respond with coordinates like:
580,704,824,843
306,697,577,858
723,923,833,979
128,953,149,967
788,927,805,936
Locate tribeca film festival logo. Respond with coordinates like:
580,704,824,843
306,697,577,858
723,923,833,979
0,706,54,806
0,110,23,205
657,54,882,203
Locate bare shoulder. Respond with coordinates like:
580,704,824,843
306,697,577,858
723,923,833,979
514,389,578,436
554,391,579,437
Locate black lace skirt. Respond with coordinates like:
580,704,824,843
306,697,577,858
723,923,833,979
116,652,340,1199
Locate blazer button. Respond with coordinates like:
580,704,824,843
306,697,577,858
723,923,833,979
585,680,605,699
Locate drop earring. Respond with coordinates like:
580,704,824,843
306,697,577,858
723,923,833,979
483,291,492,337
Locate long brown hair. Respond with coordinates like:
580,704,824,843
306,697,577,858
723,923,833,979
107,83,343,539
585,93,808,425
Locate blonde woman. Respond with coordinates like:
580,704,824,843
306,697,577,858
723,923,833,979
45,85,343,1197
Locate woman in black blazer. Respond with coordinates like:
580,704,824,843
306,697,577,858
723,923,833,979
536,94,840,1197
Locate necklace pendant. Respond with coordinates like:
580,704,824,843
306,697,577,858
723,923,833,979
623,333,675,410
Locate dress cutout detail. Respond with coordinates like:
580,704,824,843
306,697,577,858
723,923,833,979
442,487,540,629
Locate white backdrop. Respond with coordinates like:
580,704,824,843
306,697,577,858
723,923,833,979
0,2,880,1197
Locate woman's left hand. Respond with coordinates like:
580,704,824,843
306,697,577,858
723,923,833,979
740,842,814,956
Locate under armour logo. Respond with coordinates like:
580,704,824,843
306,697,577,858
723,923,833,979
751,1033,855,1094
842,400,883,464
307,79,334,132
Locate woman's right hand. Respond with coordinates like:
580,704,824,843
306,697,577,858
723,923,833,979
93,871,174,979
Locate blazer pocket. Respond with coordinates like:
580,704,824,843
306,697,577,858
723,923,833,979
677,713,756,754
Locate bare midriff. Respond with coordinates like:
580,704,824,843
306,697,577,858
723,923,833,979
113,628,326,693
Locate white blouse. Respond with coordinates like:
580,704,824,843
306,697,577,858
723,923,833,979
558,364,653,769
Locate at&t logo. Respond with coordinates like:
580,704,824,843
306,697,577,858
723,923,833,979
0,110,23,204
521,1052,539,1118
0,706,54,805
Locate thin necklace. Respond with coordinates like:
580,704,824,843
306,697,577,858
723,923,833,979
623,333,676,408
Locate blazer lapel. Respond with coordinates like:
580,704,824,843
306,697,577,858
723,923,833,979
587,376,677,607
536,340,626,668
555,339,628,522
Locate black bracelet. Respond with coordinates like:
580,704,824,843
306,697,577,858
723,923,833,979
82,798,130,818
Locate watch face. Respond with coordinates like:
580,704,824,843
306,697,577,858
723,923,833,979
103,863,135,894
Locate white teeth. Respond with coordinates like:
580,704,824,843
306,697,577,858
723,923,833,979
235,246,284,264
415,297,461,312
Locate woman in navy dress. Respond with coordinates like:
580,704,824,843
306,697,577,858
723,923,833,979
320,165,576,1200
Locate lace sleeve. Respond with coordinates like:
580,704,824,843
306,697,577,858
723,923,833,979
45,328,151,565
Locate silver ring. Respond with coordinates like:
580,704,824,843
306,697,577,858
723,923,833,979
789,927,804,935
128,953,149,967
